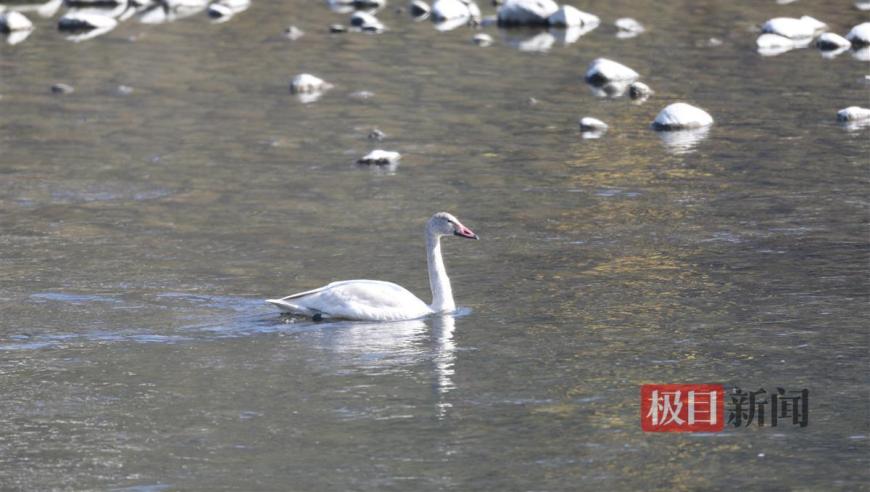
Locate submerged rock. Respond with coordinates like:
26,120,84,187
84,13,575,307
350,11,385,31
628,81,653,100
761,16,826,39
547,5,598,27
652,102,713,130
358,149,401,165
836,106,870,122
284,25,304,40
51,83,74,94
473,32,492,46
846,22,870,45
496,0,557,26
0,10,34,31
58,11,118,30
584,58,639,86
815,32,851,50
290,74,332,94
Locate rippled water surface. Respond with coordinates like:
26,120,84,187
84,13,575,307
1,0,868,490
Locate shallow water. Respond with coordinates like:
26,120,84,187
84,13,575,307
1,0,869,490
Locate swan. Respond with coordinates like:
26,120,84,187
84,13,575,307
266,212,478,321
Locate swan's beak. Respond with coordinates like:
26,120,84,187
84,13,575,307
454,225,479,240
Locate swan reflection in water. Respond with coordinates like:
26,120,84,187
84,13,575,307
293,314,459,419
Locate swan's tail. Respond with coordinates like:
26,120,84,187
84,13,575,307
265,298,316,316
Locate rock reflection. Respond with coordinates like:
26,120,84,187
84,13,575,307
656,126,711,155
503,29,554,52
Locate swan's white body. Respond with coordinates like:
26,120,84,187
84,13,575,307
267,212,478,321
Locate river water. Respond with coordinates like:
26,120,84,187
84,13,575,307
1,0,868,490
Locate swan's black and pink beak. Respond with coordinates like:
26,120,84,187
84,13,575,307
454,224,479,240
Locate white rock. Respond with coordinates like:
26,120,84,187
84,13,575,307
497,0,558,26
628,81,653,100
207,3,233,18
815,32,851,50
846,22,870,45
837,106,870,122
431,0,479,21
653,102,713,130
547,5,598,27
290,74,332,94
58,11,118,30
410,0,430,18
350,11,385,31
579,117,607,131
473,32,492,46
584,58,639,85
285,25,305,40
615,17,643,32
0,11,33,31
761,16,825,39
358,149,401,165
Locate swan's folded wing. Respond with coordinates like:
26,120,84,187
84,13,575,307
276,280,432,321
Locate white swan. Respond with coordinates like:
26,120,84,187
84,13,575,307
266,212,478,321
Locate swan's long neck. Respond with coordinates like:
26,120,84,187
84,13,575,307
426,233,455,313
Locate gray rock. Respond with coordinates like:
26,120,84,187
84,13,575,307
51,83,74,94
285,25,304,40
368,128,386,140
584,58,639,86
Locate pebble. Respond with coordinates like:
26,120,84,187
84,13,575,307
496,0,557,26
358,149,401,165
547,5,598,28
628,81,653,100
837,106,870,122
615,17,643,38
846,22,870,46
368,128,386,140
0,11,33,32
473,32,493,46
816,32,851,50
207,3,234,19
329,24,347,33
290,74,332,94
652,102,713,130
117,85,134,95
51,83,75,94
585,58,639,85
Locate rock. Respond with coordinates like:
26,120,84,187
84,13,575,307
350,90,375,100
51,83,74,94
410,0,430,19
207,3,233,18
857,0,870,11
117,84,134,95
547,5,598,27
652,102,713,130
579,117,607,131
284,25,304,40
431,0,479,22
368,128,386,140
846,22,870,45
761,16,826,39
290,74,332,94
496,0,557,26
330,24,347,33
0,11,33,31
58,11,118,30
584,58,639,86
815,32,851,50
473,32,492,46
615,17,643,32
358,149,401,164
350,11,385,31
836,106,870,122
628,81,653,100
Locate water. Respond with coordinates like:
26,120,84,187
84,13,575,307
1,0,868,489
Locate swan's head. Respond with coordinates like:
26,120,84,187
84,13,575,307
428,212,479,240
